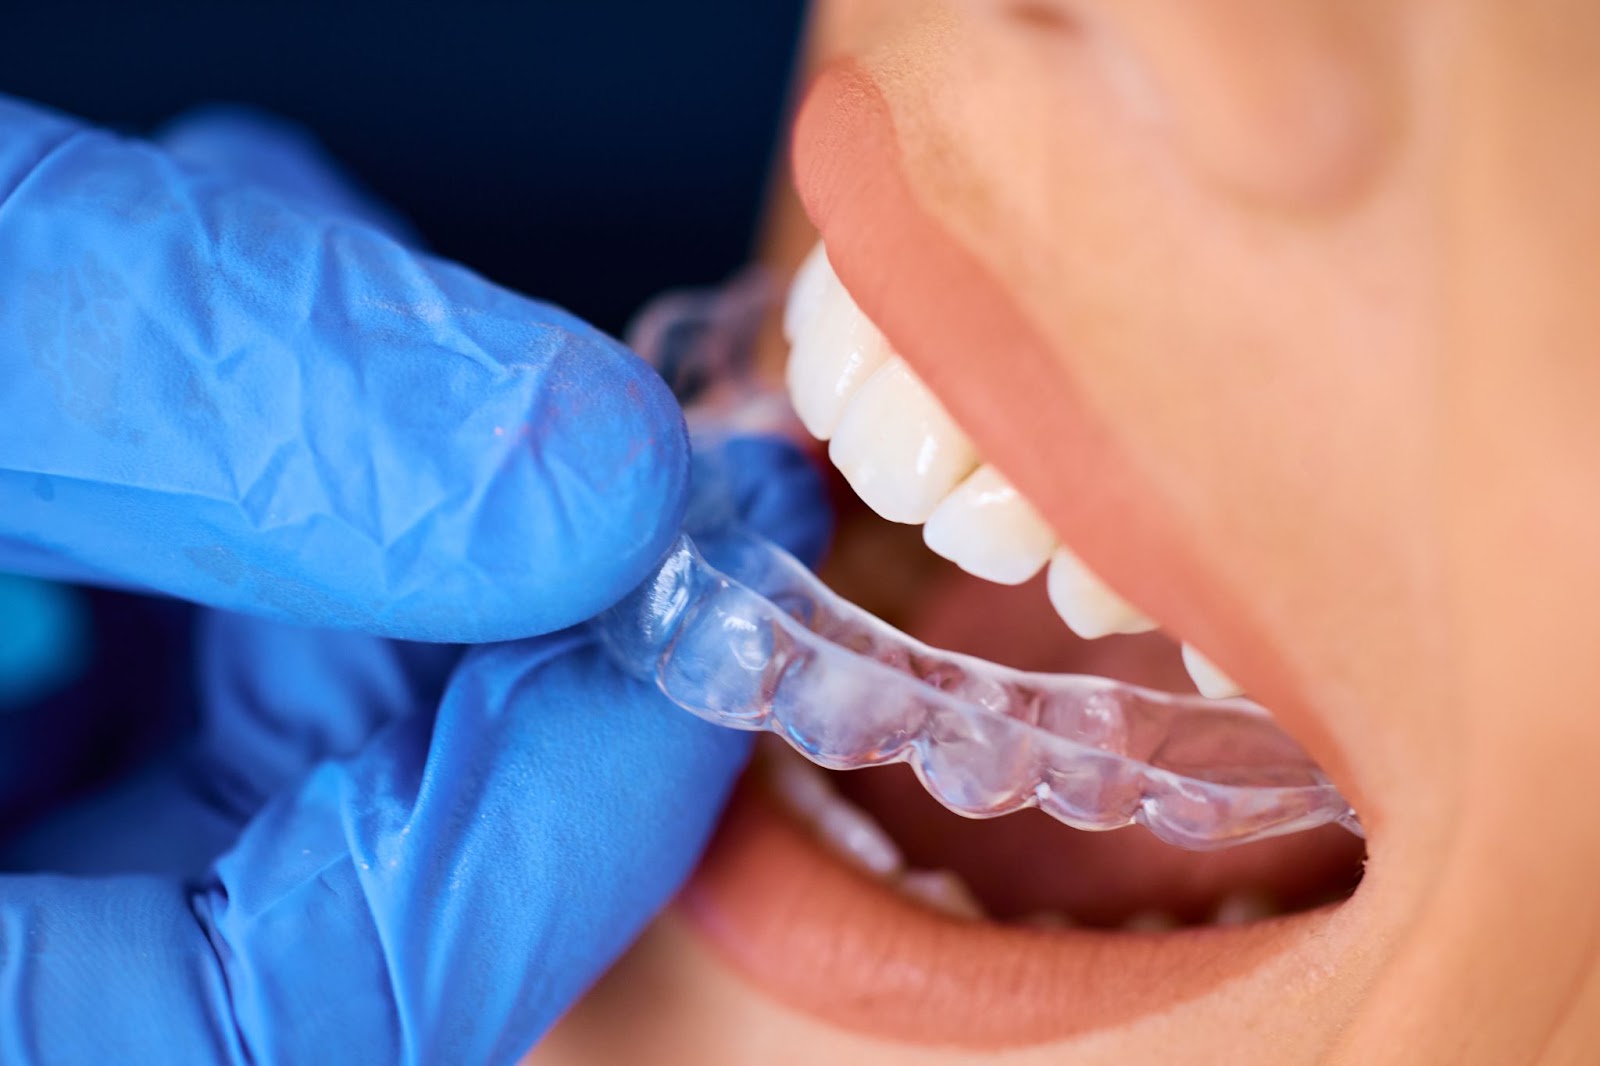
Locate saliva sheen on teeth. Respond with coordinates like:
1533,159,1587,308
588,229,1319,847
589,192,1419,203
594,277,1362,852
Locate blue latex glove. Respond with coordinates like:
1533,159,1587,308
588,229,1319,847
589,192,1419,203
0,95,687,641
0,98,833,1064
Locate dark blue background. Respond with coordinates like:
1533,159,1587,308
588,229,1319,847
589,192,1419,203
0,1,807,333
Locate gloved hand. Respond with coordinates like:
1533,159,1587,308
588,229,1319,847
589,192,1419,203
0,97,832,1064
0,94,687,640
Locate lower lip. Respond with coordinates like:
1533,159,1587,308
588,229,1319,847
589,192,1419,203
678,777,1339,1050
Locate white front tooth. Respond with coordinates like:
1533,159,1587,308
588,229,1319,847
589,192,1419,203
923,465,1056,585
1045,546,1158,639
783,241,833,345
897,868,987,920
784,257,891,440
828,357,979,524
1182,644,1245,699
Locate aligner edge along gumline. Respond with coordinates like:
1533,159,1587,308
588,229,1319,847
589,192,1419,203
596,277,1360,852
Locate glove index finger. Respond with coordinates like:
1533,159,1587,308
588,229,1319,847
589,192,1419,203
0,94,689,641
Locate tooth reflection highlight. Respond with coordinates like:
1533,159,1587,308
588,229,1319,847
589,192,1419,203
829,357,979,524
783,241,832,345
923,464,1056,585
784,248,892,440
1182,644,1245,699
1045,546,1158,640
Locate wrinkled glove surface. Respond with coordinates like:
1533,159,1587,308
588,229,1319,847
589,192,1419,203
0,97,831,1065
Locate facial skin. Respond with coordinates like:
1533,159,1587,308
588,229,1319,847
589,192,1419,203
532,1,1600,1062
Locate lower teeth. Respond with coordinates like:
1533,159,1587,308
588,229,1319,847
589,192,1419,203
1211,889,1281,926
897,868,988,921
1121,910,1181,933
759,740,1290,930
760,740,985,920
764,740,904,879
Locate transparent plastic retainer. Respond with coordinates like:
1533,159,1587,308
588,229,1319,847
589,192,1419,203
594,277,1362,851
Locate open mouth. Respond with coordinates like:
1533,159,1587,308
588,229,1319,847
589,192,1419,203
652,246,1368,1049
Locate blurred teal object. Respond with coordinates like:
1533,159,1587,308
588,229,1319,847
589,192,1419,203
0,574,87,709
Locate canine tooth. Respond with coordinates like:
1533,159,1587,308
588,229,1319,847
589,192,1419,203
1182,644,1245,699
784,253,892,440
783,241,833,344
1121,909,1181,932
897,868,987,921
1211,890,1279,926
829,357,979,524
1045,546,1158,639
923,465,1056,585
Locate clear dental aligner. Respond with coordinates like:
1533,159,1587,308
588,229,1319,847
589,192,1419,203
599,277,1361,851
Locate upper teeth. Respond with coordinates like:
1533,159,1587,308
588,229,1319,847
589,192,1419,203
829,356,979,524
784,241,1243,699
1180,644,1245,699
924,464,1056,585
784,243,894,440
1045,545,1159,639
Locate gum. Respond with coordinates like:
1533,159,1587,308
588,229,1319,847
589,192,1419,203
596,277,1360,850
